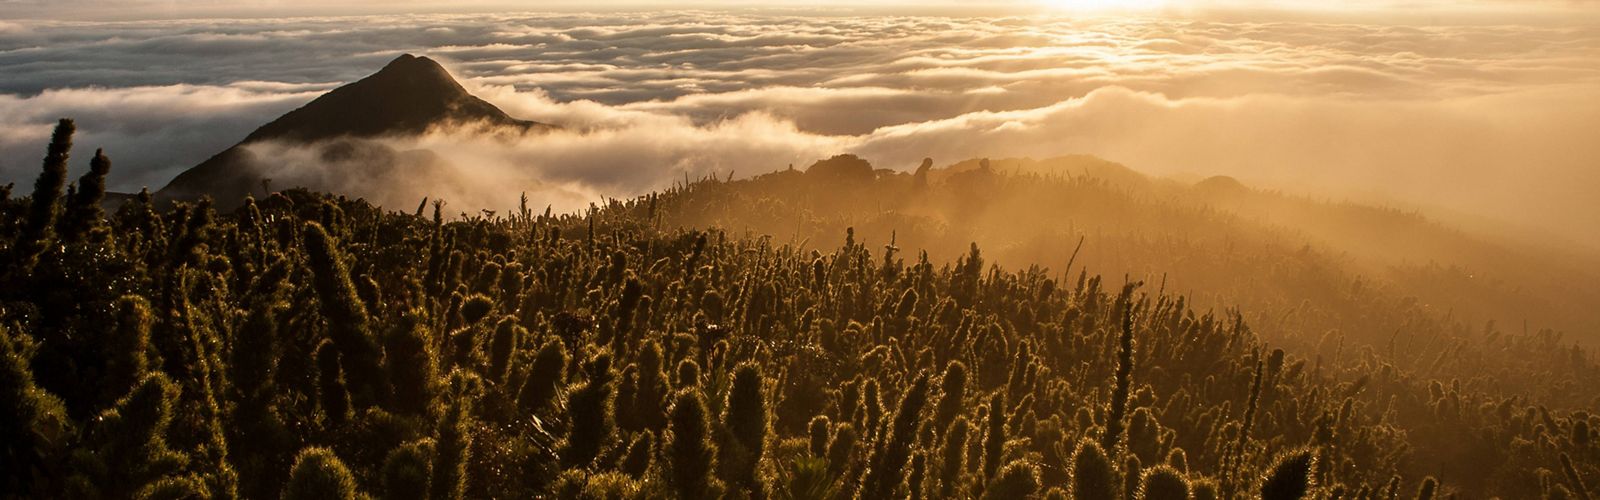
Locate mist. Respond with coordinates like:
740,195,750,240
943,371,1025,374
2,11,1598,249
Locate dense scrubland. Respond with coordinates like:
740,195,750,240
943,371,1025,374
3,120,1598,499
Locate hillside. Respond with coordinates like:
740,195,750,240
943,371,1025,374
658,155,1600,348
3,118,1598,499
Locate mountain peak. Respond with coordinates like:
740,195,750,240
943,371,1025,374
371,53,457,87
158,53,550,204
240,53,533,144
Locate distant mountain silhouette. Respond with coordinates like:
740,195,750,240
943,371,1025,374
158,54,550,205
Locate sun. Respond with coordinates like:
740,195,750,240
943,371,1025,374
1040,0,1168,11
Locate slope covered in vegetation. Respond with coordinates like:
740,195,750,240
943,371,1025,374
1,122,1597,499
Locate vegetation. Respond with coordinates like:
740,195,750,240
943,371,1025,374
1,122,1597,498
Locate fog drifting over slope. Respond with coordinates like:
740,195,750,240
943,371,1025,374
1,12,1597,247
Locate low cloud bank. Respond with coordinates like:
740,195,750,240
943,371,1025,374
0,12,1597,247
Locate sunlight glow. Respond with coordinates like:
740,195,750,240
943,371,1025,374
1039,0,1168,11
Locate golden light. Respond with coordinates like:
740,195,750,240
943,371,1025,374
1039,0,1168,11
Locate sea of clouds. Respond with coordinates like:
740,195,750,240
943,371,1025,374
1,11,1598,243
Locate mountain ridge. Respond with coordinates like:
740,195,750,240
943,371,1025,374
157,54,550,205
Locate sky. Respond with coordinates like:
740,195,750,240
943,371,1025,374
1,2,1598,246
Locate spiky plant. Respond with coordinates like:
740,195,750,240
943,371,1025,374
1071,439,1120,500
561,351,615,469
382,439,434,500
386,312,438,417
982,391,1007,483
827,423,859,478
1103,283,1137,455
1561,453,1593,500
487,317,521,384
809,416,832,457
940,417,971,498
861,371,931,499
11,119,73,272
316,340,351,427
933,361,968,436
432,390,472,500
518,339,568,415
106,296,154,403
633,341,671,431
302,221,386,407
983,460,1040,500
59,147,110,243
75,371,184,497
724,362,770,498
619,431,654,478
909,452,928,500
282,447,362,500
676,358,701,388
1139,465,1190,500
1191,478,1220,500
0,326,73,495
1260,449,1315,500
1415,477,1438,500
668,389,721,499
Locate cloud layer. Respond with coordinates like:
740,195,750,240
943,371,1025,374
1,11,1598,245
